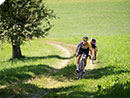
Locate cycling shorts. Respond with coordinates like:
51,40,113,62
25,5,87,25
91,44,96,49
78,48,89,58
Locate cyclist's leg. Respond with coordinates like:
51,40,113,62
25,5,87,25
77,54,81,64
83,58,87,72
76,55,81,72
77,54,81,67
84,56,87,67
89,51,91,59
76,48,83,71
83,49,89,72
94,48,97,60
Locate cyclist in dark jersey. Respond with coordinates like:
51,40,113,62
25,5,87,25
89,38,97,60
76,36,92,73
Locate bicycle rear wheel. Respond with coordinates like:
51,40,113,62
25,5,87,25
91,49,95,64
78,59,84,79
78,70,83,80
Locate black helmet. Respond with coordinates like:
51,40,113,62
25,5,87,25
91,38,96,42
82,36,88,41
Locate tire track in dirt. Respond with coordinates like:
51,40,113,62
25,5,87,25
48,43,71,68
47,41,97,70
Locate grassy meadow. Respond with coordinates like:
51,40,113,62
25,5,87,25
0,0,130,98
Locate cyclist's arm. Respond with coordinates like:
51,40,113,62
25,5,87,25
95,42,97,48
87,42,92,55
87,42,92,50
75,49,78,56
95,42,97,46
76,42,82,56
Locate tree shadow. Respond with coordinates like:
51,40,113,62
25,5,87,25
95,82,130,98
1,79,130,98
6,54,75,62
0,63,77,85
0,63,130,98
84,66,130,79
0,63,130,85
0,64,57,85
0,83,98,98
55,64,130,81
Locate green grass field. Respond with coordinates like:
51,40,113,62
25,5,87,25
0,0,130,98
46,0,130,37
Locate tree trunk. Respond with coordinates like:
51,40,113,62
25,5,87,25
12,45,22,58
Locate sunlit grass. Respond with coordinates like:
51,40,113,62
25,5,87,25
0,0,130,97
45,0,130,37
44,0,125,4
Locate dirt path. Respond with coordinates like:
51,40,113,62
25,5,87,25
87,59,97,69
47,41,97,70
48,43,71,68
7,41,98,98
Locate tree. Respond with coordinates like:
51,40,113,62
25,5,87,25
0,0,55,58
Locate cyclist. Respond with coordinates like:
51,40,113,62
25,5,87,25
89,38,97,60
76,36,92,73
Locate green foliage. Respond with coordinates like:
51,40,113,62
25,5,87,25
0,0,130,98
0,0,55,46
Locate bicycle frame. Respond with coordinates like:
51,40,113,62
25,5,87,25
90,49,95,64
78,53,86,79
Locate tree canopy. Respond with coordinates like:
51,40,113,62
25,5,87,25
0,0,55,58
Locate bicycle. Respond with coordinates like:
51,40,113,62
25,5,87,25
90,49,95,64
77,52,86,80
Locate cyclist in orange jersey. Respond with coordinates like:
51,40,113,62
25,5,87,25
76,36,92,73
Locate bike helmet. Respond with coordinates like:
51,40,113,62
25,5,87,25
82,36,88,41
91,38,96,42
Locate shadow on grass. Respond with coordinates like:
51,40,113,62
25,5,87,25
0,63,77,85
0,83,97,98
6,54,75,62
0,64,57,85
0,63,130,98
1,81,130,98
55,64,130,81
0,63,130,85
95,82,130,98
84,66,130,79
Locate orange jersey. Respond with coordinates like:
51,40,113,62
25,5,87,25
76,41,92,51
